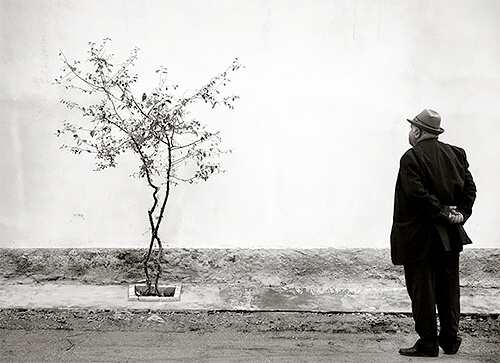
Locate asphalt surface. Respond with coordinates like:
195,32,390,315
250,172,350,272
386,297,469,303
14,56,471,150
3,329,498,363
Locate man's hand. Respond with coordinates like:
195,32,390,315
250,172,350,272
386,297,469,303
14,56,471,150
447,206,464,224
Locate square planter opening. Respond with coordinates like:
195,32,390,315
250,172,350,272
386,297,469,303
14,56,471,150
128,283,181,302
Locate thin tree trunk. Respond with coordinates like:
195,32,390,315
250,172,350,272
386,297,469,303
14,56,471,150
143,129,173,295
144,176,160,294
144,174,171,295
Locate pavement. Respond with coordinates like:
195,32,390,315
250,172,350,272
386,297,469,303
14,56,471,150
1,282,499,363
1,281,499,314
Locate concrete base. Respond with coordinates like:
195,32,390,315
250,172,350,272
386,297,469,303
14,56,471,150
127,284,181,302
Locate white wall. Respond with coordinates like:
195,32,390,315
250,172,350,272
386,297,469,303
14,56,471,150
1,0,499,249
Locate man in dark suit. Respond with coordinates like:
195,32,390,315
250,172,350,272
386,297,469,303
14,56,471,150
391,109,477,357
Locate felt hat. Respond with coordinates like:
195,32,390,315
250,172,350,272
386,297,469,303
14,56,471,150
407,109,444,134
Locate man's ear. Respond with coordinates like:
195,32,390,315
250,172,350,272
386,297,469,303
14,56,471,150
414,127,421,139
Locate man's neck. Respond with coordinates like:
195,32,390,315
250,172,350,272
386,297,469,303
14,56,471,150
415,134,438,145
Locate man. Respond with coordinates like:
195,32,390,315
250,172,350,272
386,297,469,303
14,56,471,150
390,109,477,357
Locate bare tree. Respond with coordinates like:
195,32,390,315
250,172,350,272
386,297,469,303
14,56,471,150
55,39,242,295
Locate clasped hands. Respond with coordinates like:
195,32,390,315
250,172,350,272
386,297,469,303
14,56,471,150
447,206,464,224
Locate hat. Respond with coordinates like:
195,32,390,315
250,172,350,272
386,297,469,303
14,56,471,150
407,109,444,134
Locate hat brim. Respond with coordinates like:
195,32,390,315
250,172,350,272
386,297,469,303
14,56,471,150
407,119,445,135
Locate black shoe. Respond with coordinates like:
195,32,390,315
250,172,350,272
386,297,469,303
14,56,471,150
399,346,439,357
439,337,462,355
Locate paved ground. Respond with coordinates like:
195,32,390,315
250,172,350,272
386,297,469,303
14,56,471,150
1,308,500,363
3,329,499,363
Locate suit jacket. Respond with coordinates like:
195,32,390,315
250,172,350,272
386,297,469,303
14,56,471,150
390,139,476,265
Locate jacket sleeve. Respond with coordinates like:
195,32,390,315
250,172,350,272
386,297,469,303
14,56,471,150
456,149,477,222
399,150,450,223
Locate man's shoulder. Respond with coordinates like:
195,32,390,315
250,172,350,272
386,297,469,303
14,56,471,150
400,147,415,160
399,141,468,163
399,148,419,168
414,139,466,155
437,140,467,156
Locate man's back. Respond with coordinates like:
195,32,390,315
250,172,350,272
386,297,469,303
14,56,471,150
409,139,469,208
391,138,476,265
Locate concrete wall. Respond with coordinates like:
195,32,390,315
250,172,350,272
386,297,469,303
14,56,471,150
1,0,499,249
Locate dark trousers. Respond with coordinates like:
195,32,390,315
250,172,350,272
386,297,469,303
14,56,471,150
403,251,460,352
